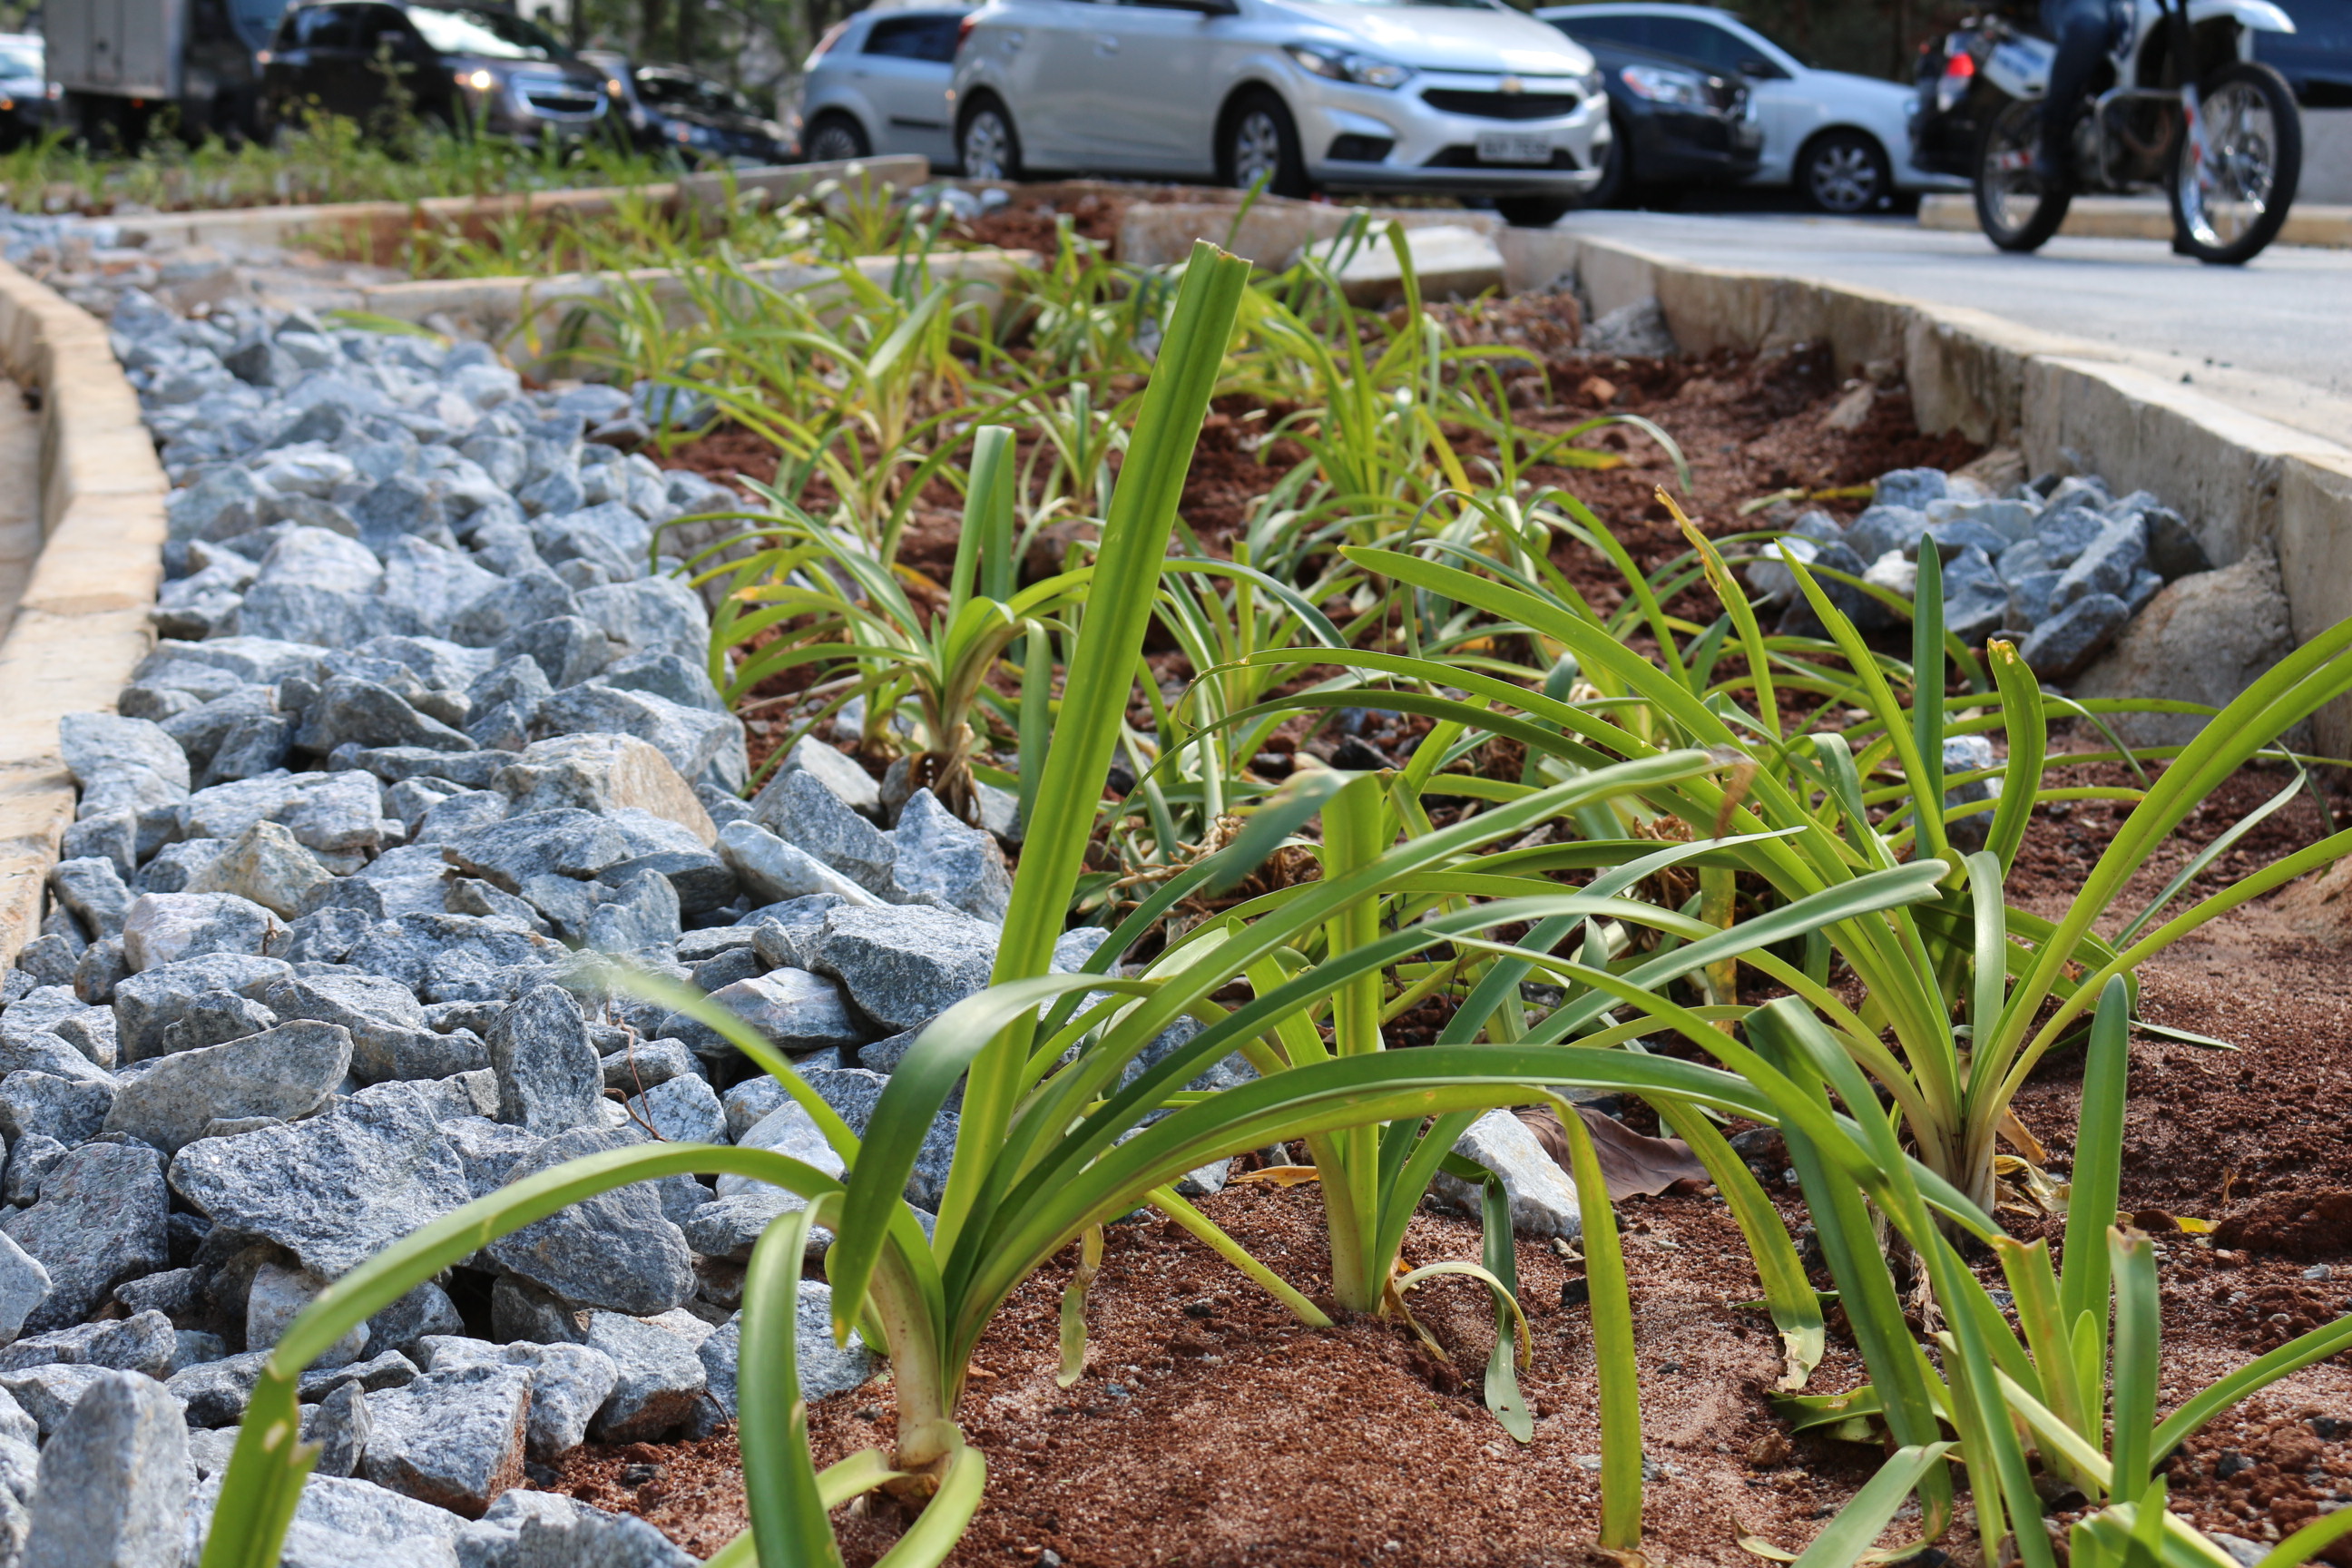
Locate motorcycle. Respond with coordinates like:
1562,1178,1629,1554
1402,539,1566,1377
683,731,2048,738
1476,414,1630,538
1961,0,2302,263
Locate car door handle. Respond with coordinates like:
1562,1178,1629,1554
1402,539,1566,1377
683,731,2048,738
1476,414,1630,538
1003,30,1024,51
1094,34,1120,53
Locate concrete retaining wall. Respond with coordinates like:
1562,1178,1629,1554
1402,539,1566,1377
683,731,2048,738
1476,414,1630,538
112,156,929,264
1494,222,2352,750
0,264,168,966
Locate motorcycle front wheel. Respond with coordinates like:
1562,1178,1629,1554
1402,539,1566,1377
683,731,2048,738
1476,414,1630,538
2168,60,2302,265
1974,98,2071,252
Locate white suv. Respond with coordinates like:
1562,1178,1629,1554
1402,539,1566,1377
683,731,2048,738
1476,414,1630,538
948,0,1613,225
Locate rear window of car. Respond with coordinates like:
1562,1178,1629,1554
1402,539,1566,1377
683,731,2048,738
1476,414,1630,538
862,14,964,63
1553,12,1654,46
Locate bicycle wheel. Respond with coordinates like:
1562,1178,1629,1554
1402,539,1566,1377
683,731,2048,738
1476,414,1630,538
1974,96,2071,251
2168,60,2301,265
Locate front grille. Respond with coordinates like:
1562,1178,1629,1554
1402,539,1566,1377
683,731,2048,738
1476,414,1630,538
1419,88,1582,122
1424,145,1583,170
514,74,604,120
1327,133,1396,162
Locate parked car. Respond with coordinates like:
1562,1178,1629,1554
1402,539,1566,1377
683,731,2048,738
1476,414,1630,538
594,57,791,162
1544,25,1762,204
948,0,1613,226
260,1,612,142
1538,3,1964,211
2256,0,2352,105
0,34,56,149
793,5,967,169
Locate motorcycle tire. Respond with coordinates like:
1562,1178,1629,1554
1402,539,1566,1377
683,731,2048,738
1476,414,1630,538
2167,60,2301,266
1973,97,2071,252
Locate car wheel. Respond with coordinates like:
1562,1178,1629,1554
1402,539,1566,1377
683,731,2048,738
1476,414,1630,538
1576,110,1632,208
1494,194,1576,227
803,112,869,164
1798,129,1891,214
1219,90,1307,198
958,96,1022,181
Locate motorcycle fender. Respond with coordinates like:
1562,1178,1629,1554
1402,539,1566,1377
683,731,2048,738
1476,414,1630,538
2184,0,2295,32
1983,35,2054,98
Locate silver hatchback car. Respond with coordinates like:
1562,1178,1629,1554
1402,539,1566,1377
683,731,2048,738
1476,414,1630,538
949,0,1612,224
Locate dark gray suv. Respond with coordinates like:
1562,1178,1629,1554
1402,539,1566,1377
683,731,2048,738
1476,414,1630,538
260,1,612,142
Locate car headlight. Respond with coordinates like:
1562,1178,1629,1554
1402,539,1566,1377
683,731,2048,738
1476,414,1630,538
1578,65,1606,99
1619,63,1706,108
1287,44,1412,90
456,68,496,93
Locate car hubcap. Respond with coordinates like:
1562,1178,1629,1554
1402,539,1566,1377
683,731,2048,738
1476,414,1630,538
1231,110,1284,189
809,125,859,162
2179,81,2277,250
1810,142,1878,212
964,112,1009,179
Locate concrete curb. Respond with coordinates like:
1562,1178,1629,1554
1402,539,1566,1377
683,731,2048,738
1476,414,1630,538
1494,222,2352,750
110,156,930,264
0,262,168,966
355,246,1037,376
1917,192,2352,249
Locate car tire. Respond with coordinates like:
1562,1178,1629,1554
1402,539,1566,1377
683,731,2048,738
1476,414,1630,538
1218,89,1308,198
1574,109,1632,209
1797,129,1891,214
803,112,870,164
957,95,1023,181
1495,194,1576,227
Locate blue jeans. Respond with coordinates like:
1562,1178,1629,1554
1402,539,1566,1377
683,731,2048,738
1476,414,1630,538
2040,0,2119,167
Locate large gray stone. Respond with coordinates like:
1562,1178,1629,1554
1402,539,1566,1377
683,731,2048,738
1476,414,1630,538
485,1128,695,1315
622,1073,723,1145
531,686,744,792
113,953,291,1063
181,769,385,856
168,1094,473,1278
2073,547,2299,745
696,1281,873,1419
183,1472,465,1568
419,1336,618,1460
491,733,715,844
295,676,475,755
579,1311,705,1442
47,858,132,941
343,914,565,1006
754,735,881,820
264,973,475,1085
456,1489,697,1568
0,1312,175,1379
583,868,681,956
488,985,603,1134
2019,592,2132,681
760,770,896,896
890,789,1012,921
438,808,632,893
101,1020,351,1154
715,820,878,907
20,1370,188,1568
185,818,334,919
2051,515,2149,611
810,904,1000,1032
302,1377,372,1477
362,1361,533,1517
1426,1107,1583,1241
118,890,282,972
247,1259,372,1368
671,967,863,1063
59,714,189,819
573,577,708,665
0,1142,169,1332
0,1232,50,1345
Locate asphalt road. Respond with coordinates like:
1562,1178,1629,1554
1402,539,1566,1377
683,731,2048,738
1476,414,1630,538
1550,210,2352,448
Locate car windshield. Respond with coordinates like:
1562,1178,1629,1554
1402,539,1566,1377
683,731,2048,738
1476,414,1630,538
1728,15,1818,68
1308,0,1514,10
401,4,567,59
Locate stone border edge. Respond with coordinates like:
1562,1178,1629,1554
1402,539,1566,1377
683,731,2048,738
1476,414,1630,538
1491,226,2352,754
0,261,169,966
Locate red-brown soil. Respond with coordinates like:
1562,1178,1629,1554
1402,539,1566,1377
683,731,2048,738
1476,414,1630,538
544,751,2352,1564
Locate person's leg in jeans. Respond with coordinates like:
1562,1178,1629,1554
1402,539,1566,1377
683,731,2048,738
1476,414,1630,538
2039,0,2112,180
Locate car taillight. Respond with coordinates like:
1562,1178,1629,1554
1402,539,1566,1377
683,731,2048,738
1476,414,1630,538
810,21,850,58
1944,51,1975,78
956,15,979,51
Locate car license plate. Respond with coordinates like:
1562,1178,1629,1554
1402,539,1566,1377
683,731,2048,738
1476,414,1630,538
1476,132,1553,166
